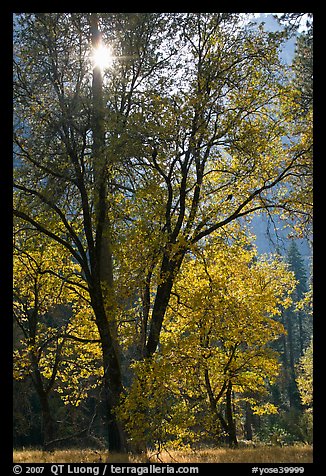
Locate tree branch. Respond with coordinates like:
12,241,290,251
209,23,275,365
13,209,92,283
14,182,89,270
191,150,308,244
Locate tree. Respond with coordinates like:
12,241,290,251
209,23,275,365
275,12,313,115
118,231,296,448
275,13,313,239
114,13,312,360
271,241,312,411
13,13,312,452
287,241,311,354
13,229,74,446
13,227,103,447
292,24,313,115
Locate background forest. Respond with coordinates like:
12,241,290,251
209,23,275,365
13,13,313,455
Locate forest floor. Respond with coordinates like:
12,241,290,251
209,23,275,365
13,445,313,463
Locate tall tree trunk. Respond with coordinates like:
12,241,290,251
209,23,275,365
244,401,253,441
92,295,127,452
90,13,127,453
39,390,55,449
31,352,55,449
32,365,55,448
225,381,238,447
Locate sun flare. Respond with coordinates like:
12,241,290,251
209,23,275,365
92,44,113,71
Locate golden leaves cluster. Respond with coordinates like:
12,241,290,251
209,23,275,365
117,230,296,447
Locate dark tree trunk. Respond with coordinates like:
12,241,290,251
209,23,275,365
91,288,128,453
145,252,185,358
244,401,253,441
89,13,128,454
31,354,56,449
145,278,174,357
40,394,55,448
225,381,238,447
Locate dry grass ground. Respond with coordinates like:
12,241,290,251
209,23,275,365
13,445,312,463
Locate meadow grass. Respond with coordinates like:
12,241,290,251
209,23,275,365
13,445,313,463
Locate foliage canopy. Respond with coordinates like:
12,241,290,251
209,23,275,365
13,12,313,451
